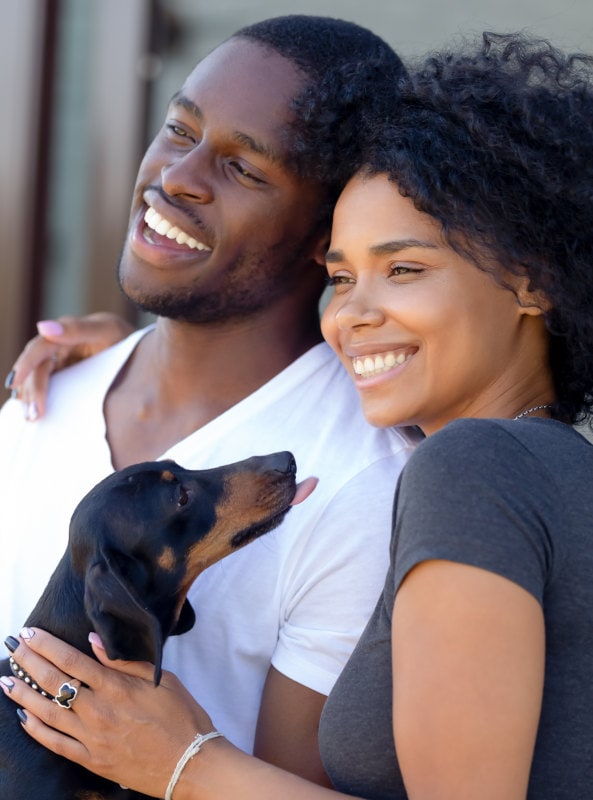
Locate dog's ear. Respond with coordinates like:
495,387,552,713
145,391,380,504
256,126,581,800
84,551,164,685
172,599,196,636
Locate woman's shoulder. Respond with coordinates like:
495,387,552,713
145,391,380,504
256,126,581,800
401,417,588,498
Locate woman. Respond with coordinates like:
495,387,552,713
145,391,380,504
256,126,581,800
2,31,593,799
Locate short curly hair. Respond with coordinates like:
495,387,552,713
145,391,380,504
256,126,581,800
361,32,593,424
234,15,408,224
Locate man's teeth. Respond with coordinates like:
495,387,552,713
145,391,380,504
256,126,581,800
144,207,210,251
352,352,409,378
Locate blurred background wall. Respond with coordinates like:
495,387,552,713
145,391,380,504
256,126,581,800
1,0,592,383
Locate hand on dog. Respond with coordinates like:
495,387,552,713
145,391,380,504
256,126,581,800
1,627,220,796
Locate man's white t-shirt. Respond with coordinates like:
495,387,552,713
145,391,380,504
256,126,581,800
0,328,418,752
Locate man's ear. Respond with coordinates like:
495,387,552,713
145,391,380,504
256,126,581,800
311,229,331,267
515,275,551,316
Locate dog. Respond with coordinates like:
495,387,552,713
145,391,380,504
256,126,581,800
0,451,316,799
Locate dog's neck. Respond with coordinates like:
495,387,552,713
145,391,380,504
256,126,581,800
24,553,93,657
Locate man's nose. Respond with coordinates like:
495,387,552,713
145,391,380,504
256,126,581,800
161,143,214,203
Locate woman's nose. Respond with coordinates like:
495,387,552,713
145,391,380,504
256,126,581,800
334,295,384,330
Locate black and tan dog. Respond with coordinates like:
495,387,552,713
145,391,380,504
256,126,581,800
0,451,315,799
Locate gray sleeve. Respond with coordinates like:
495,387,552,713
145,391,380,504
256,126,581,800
390,419,558,605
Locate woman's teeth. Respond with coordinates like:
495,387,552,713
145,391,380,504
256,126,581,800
352,351,409,378
144,206,211,251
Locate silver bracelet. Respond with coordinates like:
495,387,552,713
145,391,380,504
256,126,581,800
164,730,224,800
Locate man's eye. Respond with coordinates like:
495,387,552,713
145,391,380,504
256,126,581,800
167,124,191,139
230,161,265,184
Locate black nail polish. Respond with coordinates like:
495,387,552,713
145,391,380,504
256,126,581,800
4,636,19,653
17,708,27,725
4,370,15,390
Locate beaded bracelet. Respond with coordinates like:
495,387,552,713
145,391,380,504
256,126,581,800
165,730,225,800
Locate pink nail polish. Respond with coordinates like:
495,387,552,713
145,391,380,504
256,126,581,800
25,403,39,422
19,627,35,641
88,632,105,650
37,320,64,337
0,676,15,693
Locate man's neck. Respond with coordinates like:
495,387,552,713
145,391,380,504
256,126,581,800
104,310,323,469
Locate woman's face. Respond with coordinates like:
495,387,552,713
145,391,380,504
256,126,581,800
321,173,549,434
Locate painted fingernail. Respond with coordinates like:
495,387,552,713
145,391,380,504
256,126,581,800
4,636,20,653
17,708,27,725
37,320,64,337
4,370,15,389
88,632,105,650
0,676,15,693
11,389,18,400
25,403,39,422
19,628,35,641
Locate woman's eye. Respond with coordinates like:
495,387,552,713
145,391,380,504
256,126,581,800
390,264,423,277
326,274,353,286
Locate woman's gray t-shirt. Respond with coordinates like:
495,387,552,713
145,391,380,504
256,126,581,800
320,418,593,799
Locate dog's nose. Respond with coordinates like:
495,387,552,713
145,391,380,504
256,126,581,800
267,451,296,475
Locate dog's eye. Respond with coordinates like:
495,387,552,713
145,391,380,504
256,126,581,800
178,487,189,507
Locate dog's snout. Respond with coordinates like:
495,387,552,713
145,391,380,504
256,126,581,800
268,451,296,475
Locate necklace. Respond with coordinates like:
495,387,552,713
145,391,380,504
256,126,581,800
513,403,552,420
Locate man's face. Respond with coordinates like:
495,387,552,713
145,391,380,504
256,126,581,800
118,37,327,323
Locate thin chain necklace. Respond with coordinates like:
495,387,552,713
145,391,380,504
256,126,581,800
513,403,553,420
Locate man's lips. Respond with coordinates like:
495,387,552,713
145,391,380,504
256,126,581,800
142,205,212,252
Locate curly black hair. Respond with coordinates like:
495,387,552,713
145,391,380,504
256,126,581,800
234,15,408,224
361,32,593,424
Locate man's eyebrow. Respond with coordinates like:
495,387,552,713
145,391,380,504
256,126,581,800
231,131,282,166
169,92,203,121
168,92,282,166
326,238,438,264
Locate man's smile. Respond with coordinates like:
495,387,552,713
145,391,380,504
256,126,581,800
143,206,212,252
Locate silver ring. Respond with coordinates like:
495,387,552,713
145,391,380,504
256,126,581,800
54,680,80,710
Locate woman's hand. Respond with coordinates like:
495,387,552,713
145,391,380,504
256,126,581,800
1,628,214,796
5,313,134,420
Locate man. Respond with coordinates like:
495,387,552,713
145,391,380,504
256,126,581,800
0,16,415,785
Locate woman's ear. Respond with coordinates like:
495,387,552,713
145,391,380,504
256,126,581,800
515,276,551,316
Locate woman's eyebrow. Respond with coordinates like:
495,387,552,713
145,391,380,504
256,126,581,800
370,238,439,256
326,238,438,264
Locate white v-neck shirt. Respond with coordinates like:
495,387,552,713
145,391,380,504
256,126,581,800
0,327,418,752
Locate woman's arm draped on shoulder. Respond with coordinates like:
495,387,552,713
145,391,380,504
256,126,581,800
5,313,134,419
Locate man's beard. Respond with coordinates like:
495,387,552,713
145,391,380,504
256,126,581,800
117,238,318,325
